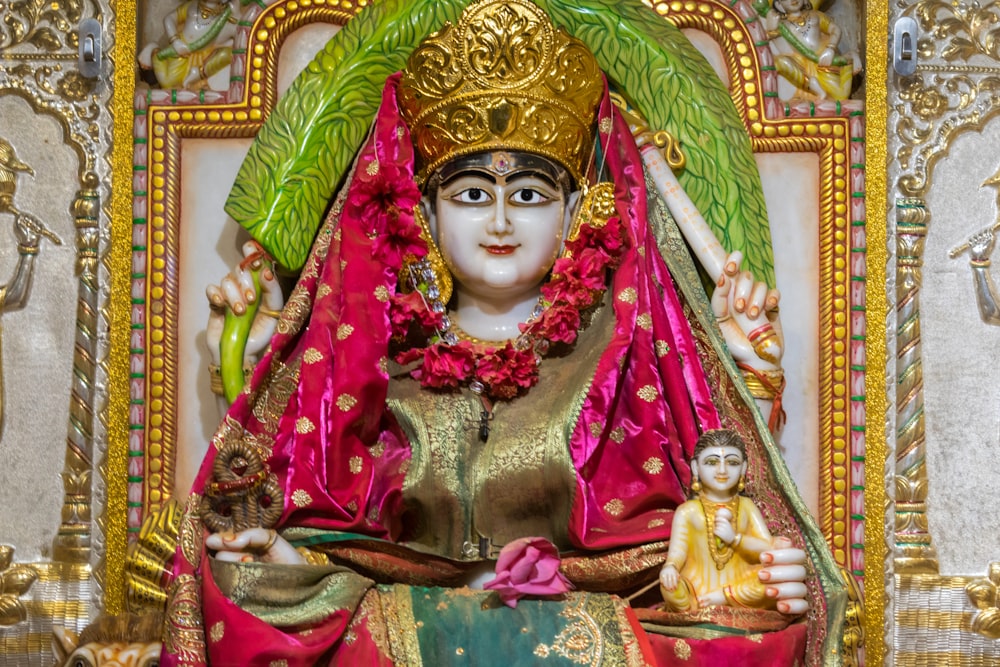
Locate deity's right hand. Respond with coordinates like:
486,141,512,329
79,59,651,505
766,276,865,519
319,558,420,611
205,527,305,565
205,240,284,366
968,229,996,263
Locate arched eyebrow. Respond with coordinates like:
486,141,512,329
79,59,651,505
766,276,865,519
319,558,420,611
439,168,560,190
439,169,498,187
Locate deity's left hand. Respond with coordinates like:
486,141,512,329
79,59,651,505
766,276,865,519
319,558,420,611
711,250,783,371
205,527,305,565
760,536,809,615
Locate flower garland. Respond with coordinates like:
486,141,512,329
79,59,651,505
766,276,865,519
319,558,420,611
359,161,627,402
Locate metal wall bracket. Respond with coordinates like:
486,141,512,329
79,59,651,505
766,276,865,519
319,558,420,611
893,17,918,77
78,18,102,79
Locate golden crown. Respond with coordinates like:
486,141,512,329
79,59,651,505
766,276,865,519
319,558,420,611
399,0,604,185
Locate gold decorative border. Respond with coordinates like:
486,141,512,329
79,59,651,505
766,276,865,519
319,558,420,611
107,0,138,615
863,0,889,664
140,3,357,516
651,0,859,571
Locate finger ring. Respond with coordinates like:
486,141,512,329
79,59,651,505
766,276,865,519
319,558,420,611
256,529,278,555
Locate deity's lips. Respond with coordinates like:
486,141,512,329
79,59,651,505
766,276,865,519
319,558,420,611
483,244,519,255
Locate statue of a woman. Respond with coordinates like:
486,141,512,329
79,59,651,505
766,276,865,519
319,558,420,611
161,1,841,664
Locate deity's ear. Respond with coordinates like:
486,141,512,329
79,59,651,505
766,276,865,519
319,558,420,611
563,189,583,240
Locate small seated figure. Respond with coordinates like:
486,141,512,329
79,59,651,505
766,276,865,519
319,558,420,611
660,429,776,612
756,0,861,101
138,0,242,90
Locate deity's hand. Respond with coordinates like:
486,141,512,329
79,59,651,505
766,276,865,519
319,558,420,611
969,229,996,263
711,250,783,371
205,240,284,366
659,563,679,592
759,536,809,615
205,527,305,565
817,46,837,67
713,507,737,546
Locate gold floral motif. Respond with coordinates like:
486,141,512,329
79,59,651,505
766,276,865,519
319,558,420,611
655,340,670,357
636,313,652,330
398,0,602,184
269,660,289,667
617,287,637,304
317,283,333,299
337,394,358,411
295,417,315,434
180,494,204,568
968,562,1000,639
164,575,207,663
534,645,551,657
637,385,658,402
748,633,763,644
604,499,625,516
349,456,364,474
303,348,324,364
291,489,313,508
609,427,625,444
366,160,380,176
673,638,692,660
589,422,604,437
337,324,355,340
346,500,359,513
903,1,1000,62
374,285,390,302
643,457,664,475
209,621,224,643
371,439,387,458
0,0,82,52
378,357,389,373
599,117,613,133
647,518,665,529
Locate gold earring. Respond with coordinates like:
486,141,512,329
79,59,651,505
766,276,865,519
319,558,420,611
562,181,616,255
737,476,745,492
407,206,453,304
691,473,702,493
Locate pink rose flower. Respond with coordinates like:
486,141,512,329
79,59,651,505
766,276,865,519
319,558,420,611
373,211,426,267
483,537,573,608
389,291,443,333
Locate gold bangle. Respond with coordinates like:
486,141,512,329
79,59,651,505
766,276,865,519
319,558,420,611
17,244,38,255
208,363,255,396
972,259,991,268
741,368,784,401
257,306,282,319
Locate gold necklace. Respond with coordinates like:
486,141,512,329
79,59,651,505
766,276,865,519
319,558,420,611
699,493,741,570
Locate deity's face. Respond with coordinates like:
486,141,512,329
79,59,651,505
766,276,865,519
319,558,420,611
777,0,807,12
425,157,577,303
693,445,747,499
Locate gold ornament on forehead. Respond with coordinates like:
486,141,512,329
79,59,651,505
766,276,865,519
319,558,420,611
398,0,604,186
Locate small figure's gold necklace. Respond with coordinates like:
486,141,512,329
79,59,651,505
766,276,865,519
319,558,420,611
699,493,741,570
198,0,226,20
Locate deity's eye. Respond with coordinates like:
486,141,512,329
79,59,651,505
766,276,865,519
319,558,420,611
702,456,721,466
452,188,492,204
509,188,549,205
726,457,743,466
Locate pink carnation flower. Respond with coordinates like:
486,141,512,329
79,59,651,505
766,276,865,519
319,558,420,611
412,342,476,389
483,537,573,608
475,343,538,400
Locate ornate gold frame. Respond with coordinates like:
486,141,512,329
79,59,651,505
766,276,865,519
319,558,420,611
108,1,890,661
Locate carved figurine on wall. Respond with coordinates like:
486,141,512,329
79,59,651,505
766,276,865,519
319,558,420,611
660,429,798,613
138,0,251,90
0,137,61,438
754,0,861,101
955,169,1000,324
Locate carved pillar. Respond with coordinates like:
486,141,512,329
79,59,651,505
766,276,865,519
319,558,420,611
893,198,938,573
51,181,100,563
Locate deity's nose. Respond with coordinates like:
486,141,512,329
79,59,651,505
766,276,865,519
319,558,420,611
488,197,512,237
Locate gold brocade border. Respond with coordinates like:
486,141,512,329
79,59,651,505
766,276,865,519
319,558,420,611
651,0,857,571
106,0,139,616
141,3,357,515
863,0,889,664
